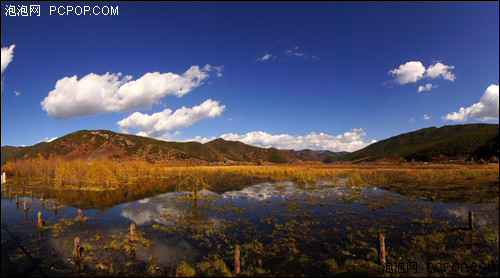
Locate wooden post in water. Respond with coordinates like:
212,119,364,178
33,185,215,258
31,191,34,198
24,201,27,211
15,195,19,204
73,237,82,271
469,211,474,230
37,211,43,228
1,172,6,184
234,244,241,276
130,223,136,242
378,233,386,265
8,190,11,198
77,209,83,222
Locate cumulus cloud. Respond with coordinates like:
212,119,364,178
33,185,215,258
257,53,274,62
426,62,455,81
443,84,499,122
423,114,431,121
1,44,15,90
389,61,426,84
389,61,455,85
187,128,376,152
117,99,225,138
418,83,436,93
41,64,220,119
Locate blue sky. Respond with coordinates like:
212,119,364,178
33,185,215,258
1,1,499,151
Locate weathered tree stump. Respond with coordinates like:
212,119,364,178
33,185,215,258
77,209,83,222
37,211,43,228
73,237,82,271
234,244,241,276
378,233,386,265
130,223,136,242
469,210,474,230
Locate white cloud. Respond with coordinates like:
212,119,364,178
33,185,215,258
1,44,15,90
1,45,15,74
187,128,376,152
443,84,499,122
389,61,426,84
257,53,274,62
203,64,224,77
418,83,436,93
426,62,455,81
389,61,455,85
423,114,431,121
14,90,21,97
41,64,220,119
284,46,318,60
117,99,225,138
214,66,224,77
37,136,58,143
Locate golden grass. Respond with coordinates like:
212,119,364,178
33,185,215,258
2,158,498,203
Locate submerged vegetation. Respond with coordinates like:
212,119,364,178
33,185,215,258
2,178,498,277
1,158,498,276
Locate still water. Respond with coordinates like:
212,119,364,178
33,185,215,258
1,180,498,276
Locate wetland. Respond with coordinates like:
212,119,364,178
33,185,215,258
1,165,499,277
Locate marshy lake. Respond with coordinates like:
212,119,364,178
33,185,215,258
1,173,499,277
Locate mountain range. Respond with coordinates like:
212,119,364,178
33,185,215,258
1,124,498,165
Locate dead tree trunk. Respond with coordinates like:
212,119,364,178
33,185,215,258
234,244,241,276
378,233,386,265
130,223,136,242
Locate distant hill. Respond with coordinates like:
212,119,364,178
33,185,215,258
1,130,344,165
282,149,342,163
204,138,292,163
2,124,498,165
470,133,499,162
342,124,499,162
0,146,17,165
2,130,222,165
